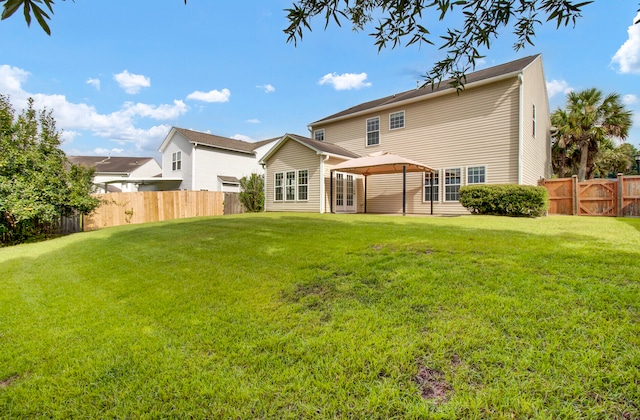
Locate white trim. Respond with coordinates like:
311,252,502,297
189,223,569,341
518,73,524,185
285,170,296,201
389,110,405,130
274,172,284,202
319,155,327,213
191,145,197,190
365,116,381,147
314,129,325,141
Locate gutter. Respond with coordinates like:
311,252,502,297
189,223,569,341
518,73,524,185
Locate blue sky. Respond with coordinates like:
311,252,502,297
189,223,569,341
1,1,639,160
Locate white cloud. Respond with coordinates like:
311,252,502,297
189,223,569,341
86,78,101,90
318,72,372,90
622,94,638,105
186,88,231,103
93,147,124,156
0,65,187,153
257,84,275,93
0,64,30,95
546,79,573,98
612,12,640,74
231,134,254,142
246,118,261,124
113,70,151,94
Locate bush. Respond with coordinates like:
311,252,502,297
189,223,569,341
459,184,549,217
239,173,264,212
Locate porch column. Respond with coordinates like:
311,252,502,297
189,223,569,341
364,175,367,214
330,170,334,214
402,165,406,216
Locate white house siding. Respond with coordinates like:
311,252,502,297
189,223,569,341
265,139,323,212
314,77,522,214
521,59,552,185
193,146,258,191
162,132,192,190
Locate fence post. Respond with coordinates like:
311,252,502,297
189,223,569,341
617,173,624,217
571,175,578,215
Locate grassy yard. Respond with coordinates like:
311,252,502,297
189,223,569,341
1,213,639,418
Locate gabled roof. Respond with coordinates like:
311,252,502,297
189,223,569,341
260,133,360,164
311,54,541,125
67,156,156,174
168,127,277,155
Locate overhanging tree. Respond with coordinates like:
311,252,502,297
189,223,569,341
4,1,639,88
551,88,633,181
0,94,100,244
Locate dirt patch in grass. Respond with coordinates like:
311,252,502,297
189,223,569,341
0,374,19,389
414,362,453,404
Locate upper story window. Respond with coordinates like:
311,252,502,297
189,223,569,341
424,170,439,202
366,117,380,146
314,129,325,142
389,111,405,130
467,166,486,184
172,151,182,171
532,104,537,138
444,168,462,202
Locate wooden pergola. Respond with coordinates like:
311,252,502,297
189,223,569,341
330,152,437,215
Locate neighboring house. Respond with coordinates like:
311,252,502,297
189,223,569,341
261,54,551,215
67,156,169,193
158,127,277,192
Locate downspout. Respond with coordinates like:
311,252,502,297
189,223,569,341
319,154,330,213
261,162,267,212
192,143,198,190
518,73,524,185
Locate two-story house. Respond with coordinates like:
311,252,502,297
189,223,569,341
260,54,551,215
158,127,277,192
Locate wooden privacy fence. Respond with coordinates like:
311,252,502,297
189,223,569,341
539,175,640,217
83,191,237,231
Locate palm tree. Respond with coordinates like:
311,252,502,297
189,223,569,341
551,88,632,181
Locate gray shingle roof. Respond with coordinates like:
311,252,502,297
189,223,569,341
174,127,276,154
285,133,361,159
67,156,156,173
311,54,540,125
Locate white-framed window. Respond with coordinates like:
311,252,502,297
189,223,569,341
444,168,462,202
171,151,181,171
532,104,537,138
314,129,325,142
389,111,405,130
298,169,308,201
424,170,439,202
274,173,284,201
366,117,380,146
467,166,486,184
285,171,296,201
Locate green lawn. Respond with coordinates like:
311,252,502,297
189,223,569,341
1,214,639,418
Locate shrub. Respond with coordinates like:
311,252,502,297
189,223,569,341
239,173,265,212
459,184,549,217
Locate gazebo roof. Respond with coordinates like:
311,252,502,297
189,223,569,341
332,151,435,176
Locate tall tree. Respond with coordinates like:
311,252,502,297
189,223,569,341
0,94,100,244
551,88,633,181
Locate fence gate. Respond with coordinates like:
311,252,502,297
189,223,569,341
577,180,617,216
223,192,245,215
540,175,640,217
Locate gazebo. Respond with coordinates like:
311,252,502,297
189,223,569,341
330,152,437,215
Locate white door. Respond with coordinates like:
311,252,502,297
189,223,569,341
335,172,357,213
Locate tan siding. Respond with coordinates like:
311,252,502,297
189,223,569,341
265,139,322,212
521,58,552,184
315,77,522,214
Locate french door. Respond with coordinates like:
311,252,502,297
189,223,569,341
335,172,356,213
